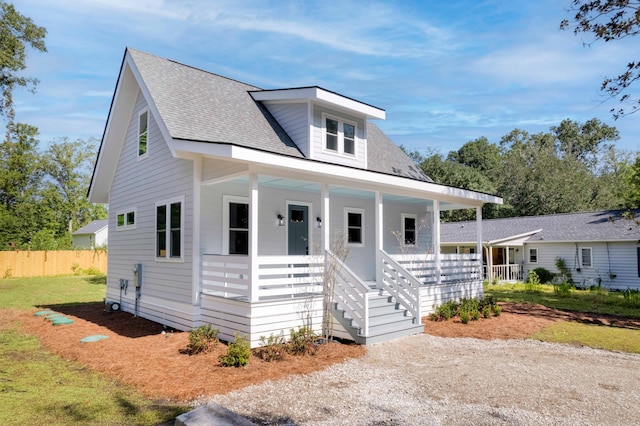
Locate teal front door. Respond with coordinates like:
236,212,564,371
288,205,308,255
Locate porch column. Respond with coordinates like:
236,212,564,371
321,184,330,252
375,191,383,287
476,206,484,282
249,173,259,302
433,200,441,284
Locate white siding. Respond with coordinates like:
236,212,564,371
107,91,195,315
262,102,310,156
420,280,484,313
381,200,433,255
523,241,640,290
311,105,366,168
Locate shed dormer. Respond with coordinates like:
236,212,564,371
250,87,385,169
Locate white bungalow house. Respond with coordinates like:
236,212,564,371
72,219,108,249
89,49,502,346
441,210,640,289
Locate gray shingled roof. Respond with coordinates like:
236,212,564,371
73,219,108,235
441,210,640,244
129,49,432,183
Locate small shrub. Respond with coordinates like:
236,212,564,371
493,304,502,316
255,333,285,362
3,267,12,279
185,324,219,355
84,266,102,275
525,270,541,292
471,309,480,321
71,262,82,275
460,297,480,313
553,282,572,297
482,305,491,318
460,311,470,324
219,333,251,367
533,267,554,284
287,327,319,355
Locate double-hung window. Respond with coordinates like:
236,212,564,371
324,115,357,156
156,198,183,260
138,110,148,158
345,208,364,247
402,213,417,246
223,195,249,255
529,248,538,264
580,247,592,268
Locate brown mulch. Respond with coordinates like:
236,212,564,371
6,301,640,403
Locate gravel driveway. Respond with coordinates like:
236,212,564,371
208,334,640,425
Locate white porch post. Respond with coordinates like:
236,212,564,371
433,200,441,284
249,173,259,302
321,184,330,252
476,206,484,282
375,191,383,287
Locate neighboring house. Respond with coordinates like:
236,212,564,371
441,210,640,290
72,219,109,249
88,48,502,346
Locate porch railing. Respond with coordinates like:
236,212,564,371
379,250,422,320
201,254,324,300
327,249,370,337
390,253,482,285
484,264,523,282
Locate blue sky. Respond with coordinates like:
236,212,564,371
12,0,640,155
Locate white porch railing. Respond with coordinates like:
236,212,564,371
327,249,370,337
484,264,523,282
379,250,422,320
201,254,324,300
390,253,482,285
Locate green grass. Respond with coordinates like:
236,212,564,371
486,282,640,353
532,322,640,354
486,282,640,319
0,275,189,425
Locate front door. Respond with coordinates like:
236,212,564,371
288,204,309,255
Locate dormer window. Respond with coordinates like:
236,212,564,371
138,110,148,159
323,114,357,156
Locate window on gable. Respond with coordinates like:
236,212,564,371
138,110,148,158
345,208,364,246
116,209,136,230
156,198,182,260
402,214,417,246
529,248,538,263
324,114,357,157
581,247,592,267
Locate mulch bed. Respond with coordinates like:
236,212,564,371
5,301,639,403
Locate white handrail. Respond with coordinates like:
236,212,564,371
326,249,369,337
379,250,421,320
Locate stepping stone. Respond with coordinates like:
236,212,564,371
51,317,74,326
34,310,56,317
80,335,109,343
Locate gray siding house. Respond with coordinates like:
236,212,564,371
89,49,502,346
72,219,108,249
441,210,640,289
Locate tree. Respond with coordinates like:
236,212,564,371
551,118,619,168
447,136,501,174
0,1,47,118
561,1,640,118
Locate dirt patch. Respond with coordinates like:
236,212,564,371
10,301,640,404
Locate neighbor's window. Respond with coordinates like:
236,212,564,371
402,213,417,245
156,198,183,260
116,209,136,230
138,110,148,158
323,114,357,156
345,208,364,246
529,248,538,263
581,247,592,268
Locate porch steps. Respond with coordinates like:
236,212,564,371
333,292,424,345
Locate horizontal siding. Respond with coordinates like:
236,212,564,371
312,104,366,168
107,91,195,322
420,280,484,313
263,102,309,156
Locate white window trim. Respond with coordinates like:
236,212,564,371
137,108,149,161
529,247,538,264
155,196,184,262
223,195,249,255
580,247,593,268
344,207,365,247
115,208,137,231
401,213,417,247
322,113,358,158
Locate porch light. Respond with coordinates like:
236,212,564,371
277,214,284,226
316,217,322,228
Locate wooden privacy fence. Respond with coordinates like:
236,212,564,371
0,250,107,278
